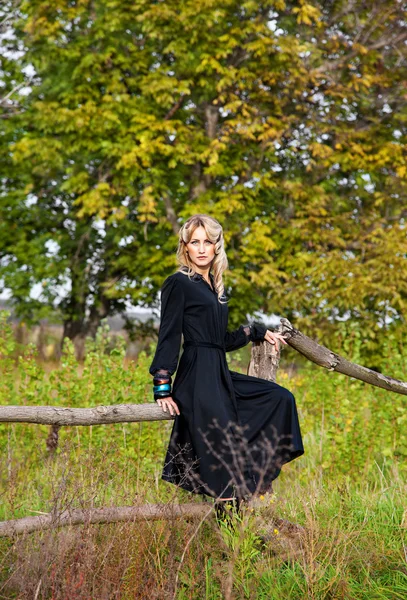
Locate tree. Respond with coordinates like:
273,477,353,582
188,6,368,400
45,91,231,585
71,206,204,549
1,0,406,359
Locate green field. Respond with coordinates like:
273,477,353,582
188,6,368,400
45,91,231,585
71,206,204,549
0,313,406,599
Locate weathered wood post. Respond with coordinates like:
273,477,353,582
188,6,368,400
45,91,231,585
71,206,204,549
247,322,283,381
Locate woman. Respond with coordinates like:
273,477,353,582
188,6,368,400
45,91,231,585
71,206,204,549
149,214,304,503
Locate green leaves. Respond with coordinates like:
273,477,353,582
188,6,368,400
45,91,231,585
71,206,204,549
1,0,406,357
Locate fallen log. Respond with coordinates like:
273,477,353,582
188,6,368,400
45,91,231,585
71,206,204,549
0,501,304,543
0,503,211,537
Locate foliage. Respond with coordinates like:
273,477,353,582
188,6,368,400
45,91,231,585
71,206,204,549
0,1,406,359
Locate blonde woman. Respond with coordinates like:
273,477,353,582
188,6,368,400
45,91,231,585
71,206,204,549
150,214,304,505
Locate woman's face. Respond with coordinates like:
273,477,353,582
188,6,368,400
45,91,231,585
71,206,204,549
186,225,216,272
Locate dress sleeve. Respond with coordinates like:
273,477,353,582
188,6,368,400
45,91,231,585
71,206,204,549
224,321,268,352
149,275,185,376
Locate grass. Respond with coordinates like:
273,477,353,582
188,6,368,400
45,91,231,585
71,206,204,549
0,315,406,598
0,429,405,599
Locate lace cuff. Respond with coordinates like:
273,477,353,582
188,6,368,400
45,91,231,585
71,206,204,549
246,322,268,342
154,368,171,378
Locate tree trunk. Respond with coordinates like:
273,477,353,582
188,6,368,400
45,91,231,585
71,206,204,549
61,295,110,361
61,313,87,361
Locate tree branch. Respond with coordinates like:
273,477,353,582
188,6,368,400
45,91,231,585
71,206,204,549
277,318,407,395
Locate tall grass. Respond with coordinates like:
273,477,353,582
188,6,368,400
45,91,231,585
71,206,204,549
0,310,406,599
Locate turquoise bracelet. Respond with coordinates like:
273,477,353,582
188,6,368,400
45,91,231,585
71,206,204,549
154,383,171,393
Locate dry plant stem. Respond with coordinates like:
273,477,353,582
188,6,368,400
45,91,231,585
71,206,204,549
171,503,216,600
46,424,60,453
33,578,42,600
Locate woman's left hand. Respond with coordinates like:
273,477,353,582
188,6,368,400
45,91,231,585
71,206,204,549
264,329,288,348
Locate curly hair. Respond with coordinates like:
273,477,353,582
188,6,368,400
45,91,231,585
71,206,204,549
176,214,228,304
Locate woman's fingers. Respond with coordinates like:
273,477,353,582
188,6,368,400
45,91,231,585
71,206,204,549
165,399,180,416
156,396,180,416
265,330,288,346
171,399,180,416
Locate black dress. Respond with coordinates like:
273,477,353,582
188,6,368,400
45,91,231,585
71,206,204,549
149,268,304,500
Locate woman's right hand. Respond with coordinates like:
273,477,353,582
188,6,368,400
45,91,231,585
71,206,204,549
156,396,180,416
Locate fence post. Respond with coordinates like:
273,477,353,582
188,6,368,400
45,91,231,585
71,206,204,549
247,323,283,381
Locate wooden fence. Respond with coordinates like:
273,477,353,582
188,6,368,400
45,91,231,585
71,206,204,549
0,318,405,537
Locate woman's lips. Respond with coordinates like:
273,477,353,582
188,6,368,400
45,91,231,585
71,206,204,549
198,257,207,259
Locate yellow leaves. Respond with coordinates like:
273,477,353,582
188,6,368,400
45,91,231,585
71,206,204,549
199,138,227,170
259,173,277,190
349,73,376,92
138,186,158,224
258,127,279,144
216,195,246,215
245,36,277,58
60,171,90,195
197,55,227,76
309,143,334,160
353,43,368,56
117,148,142,170
221,99,243,113
348,143,365,156
11,136,64,172
24,15,64,40
23,182,34,195
217,33,239,49
282,180,308,202
208,150,219,167
292,2,322,27
396,165,406,178
74,182,113,219
241,221,278,267
141,72,191,105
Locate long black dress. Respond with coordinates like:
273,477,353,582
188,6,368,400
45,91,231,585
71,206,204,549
149,268,304,500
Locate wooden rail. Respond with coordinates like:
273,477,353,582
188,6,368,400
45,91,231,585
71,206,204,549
1,318,406,428
1,318,405,538
0,403,172,425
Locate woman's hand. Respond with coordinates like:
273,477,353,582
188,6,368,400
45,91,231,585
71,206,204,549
156,396,180,416
264,329,288,349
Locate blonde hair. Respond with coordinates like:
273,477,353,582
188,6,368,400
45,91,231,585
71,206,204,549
176,214,228,304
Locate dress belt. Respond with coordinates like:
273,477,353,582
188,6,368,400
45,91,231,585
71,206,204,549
183,341,225,351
